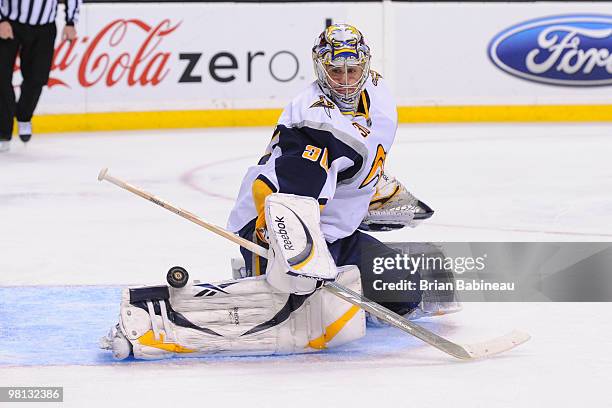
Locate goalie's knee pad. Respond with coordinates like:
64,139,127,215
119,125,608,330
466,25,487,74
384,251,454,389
101,266,365,360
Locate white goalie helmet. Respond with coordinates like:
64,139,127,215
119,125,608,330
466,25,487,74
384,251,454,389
312,23,371,112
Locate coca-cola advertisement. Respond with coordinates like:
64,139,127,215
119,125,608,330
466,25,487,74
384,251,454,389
25,3,334,115
49,19,177,89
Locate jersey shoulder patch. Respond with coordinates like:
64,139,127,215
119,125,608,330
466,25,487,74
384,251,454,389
308,95,336,119
281,82,341,127
370,70,383,86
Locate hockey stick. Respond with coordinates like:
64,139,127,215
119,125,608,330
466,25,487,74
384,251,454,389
98,168,530,360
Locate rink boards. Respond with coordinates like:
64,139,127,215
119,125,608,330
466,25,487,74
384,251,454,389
8,2,611,133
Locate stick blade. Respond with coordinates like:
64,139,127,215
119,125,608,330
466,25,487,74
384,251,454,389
462,330,531,360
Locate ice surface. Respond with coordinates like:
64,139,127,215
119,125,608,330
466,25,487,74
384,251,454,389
1,124,611,407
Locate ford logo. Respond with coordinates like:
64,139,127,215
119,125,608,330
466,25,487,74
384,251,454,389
488,15,612,86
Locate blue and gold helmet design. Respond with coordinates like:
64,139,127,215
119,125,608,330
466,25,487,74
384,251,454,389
312,24,371,113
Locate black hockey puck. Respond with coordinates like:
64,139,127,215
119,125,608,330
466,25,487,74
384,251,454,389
166,266,189,288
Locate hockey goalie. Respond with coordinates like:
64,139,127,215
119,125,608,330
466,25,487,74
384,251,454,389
101,24,460,360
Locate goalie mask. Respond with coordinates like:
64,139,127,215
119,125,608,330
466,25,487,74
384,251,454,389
312,23,371,113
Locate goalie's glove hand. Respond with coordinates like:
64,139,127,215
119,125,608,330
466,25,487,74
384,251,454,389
360,173,434,232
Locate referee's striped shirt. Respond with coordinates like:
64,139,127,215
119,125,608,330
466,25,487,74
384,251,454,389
0,0,81,26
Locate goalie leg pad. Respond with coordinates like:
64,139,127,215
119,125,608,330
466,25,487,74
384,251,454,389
104,266,365,360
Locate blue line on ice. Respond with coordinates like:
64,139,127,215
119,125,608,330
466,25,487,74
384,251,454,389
0,286,426,367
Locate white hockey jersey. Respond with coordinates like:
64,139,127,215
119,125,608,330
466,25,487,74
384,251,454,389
227,71,398,242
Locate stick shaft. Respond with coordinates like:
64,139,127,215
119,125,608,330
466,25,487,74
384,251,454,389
100,170,267,258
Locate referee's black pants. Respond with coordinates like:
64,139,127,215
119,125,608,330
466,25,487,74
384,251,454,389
0,21,56,140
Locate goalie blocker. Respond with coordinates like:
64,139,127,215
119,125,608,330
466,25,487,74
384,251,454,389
263,193,338,294
100,266,365,360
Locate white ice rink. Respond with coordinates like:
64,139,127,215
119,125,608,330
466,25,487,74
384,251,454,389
1,123,611,407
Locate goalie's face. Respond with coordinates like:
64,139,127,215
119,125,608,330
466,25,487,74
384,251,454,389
324,62,365,97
